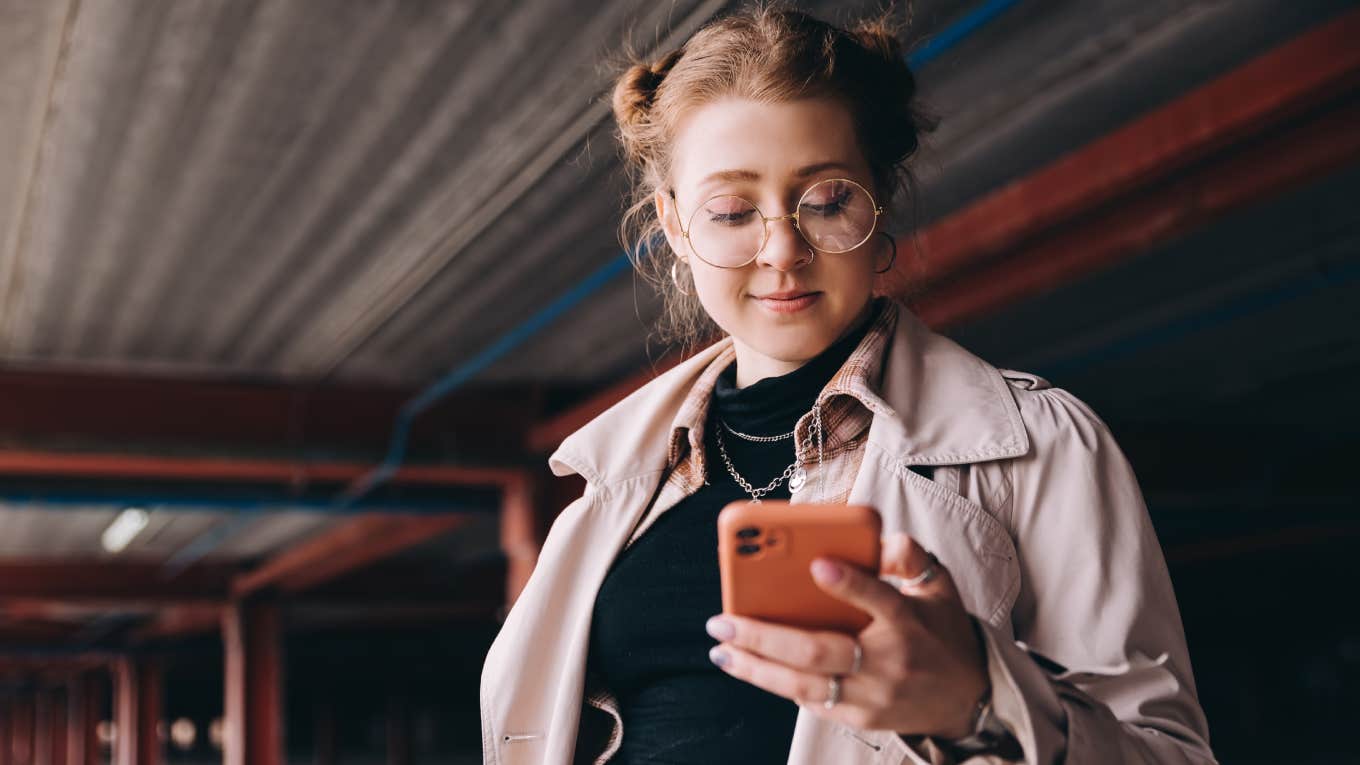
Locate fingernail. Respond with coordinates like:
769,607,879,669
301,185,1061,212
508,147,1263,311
706,616,735,641
811,558,842,583
708,646,730,667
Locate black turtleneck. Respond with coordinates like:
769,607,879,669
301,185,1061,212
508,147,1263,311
586,312,874,764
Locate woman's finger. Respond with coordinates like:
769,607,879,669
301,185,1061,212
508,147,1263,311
708,641,870,722
705,613,859,675
808,555,917,622
879,532,958,600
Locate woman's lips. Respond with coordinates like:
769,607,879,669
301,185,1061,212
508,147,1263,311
753,291,821,314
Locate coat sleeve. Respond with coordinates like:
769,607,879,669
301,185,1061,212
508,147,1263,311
975,386,1216,764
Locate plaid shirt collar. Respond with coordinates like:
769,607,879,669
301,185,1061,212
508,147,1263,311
664,298,899,489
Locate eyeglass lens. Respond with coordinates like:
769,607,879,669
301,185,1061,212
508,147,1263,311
686,179,877,267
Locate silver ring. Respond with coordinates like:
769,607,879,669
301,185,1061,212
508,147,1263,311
823,675,842,709
849,641,863,674
901,560,939,588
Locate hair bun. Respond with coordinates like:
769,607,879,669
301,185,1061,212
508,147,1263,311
611,49,684,129
850,20,906,63
612,63,660,127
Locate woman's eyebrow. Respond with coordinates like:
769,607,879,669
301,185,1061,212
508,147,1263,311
696,161,853,190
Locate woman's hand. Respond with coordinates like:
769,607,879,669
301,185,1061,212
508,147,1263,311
704,533,989,738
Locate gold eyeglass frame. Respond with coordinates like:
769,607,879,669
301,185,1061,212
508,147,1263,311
669,177,884,269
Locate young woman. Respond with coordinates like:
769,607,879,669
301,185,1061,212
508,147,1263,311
480,5,1216,764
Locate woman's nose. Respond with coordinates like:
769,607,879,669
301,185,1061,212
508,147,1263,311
755,215,812,271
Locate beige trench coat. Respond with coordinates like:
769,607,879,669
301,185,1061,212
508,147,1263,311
480,303,1216,764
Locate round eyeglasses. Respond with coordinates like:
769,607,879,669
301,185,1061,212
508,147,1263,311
670,178,883,269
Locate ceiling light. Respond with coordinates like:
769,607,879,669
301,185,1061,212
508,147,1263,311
101,507,150,554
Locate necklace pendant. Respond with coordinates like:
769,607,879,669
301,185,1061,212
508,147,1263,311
789,466,807,494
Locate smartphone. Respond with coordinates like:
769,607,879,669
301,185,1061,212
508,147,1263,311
716,500,882,634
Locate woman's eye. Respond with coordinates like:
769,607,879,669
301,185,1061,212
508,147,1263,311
802,192,850,217
706,209,756,225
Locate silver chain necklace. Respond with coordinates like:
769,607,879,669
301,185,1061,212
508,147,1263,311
720,420,796,443
715,403,827,503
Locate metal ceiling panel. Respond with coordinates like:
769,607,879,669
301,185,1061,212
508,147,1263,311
0,0,1352,396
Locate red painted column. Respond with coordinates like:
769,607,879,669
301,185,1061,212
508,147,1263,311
31,689,50,765
501,472,552,607
47,688,67,765
64,673,99,765
0,698,11,765
222,601,285,765
62,679,82,765
113,660,134,765
113,659,161,765
135,663,160,765
10,693,34,765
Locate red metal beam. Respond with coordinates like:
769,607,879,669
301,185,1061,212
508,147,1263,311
286,602,501,632
232,513,475,597
0,370,538,460
877,6,1360,300
526,354,687,453
917,96,1360,327
0,659,111,675
527,8,1360,447
126,605,224,643
0,449,523,488
0,562,234,603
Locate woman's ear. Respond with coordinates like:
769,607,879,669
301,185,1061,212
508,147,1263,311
654,187,686,262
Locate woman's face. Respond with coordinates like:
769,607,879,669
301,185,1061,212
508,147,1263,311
655,97,884,385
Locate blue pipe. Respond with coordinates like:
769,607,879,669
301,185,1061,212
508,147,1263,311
336,253,633,506
907,0,1023,68
331,0,1024,510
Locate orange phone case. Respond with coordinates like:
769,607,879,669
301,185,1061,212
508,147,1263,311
717,500,882,634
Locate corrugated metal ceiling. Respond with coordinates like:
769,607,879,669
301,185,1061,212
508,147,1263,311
6,1,1344,390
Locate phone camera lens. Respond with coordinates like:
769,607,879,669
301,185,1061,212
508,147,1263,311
736,527,761,539
737,543,761,555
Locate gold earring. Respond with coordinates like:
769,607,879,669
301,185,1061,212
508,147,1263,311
671,259,693,296
873,232,898,274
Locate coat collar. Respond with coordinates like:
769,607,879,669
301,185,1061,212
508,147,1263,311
548,300,1029,483
868,304,1030,465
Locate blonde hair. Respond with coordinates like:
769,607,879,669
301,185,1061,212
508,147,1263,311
611,1,931,348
